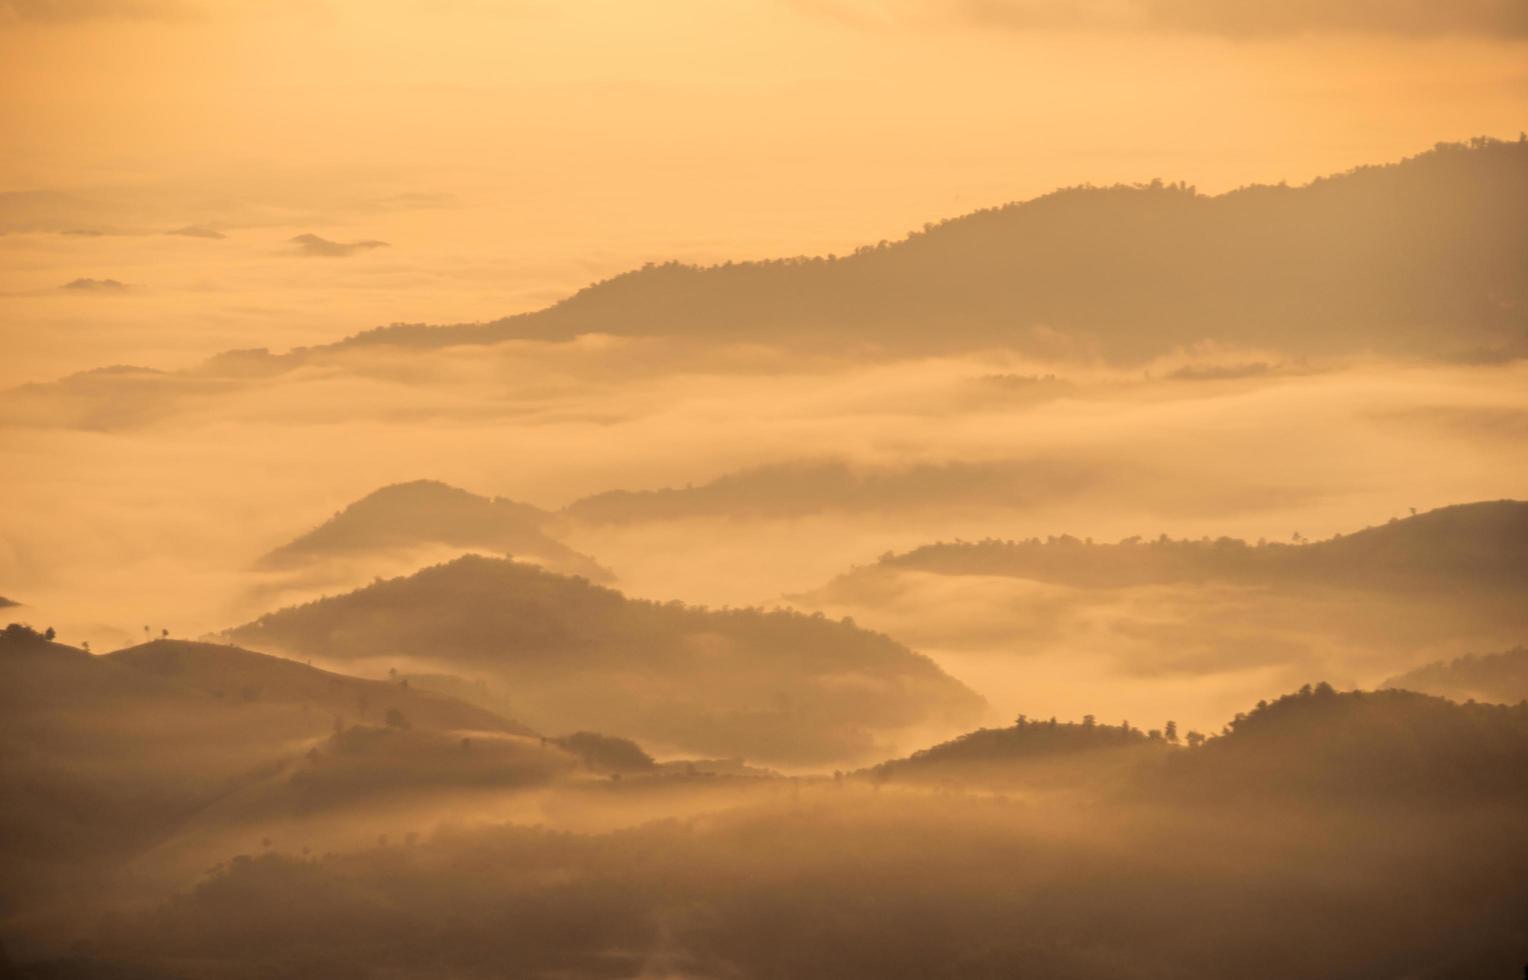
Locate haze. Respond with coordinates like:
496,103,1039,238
2,2,1527,977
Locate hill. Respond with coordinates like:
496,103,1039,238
865,715,1169,790
334,138,1528,361
258,480,611,582
226,555,985,764
0,628,545,891
1384,646,1528,705
1161,684,1528,805
833,500,1528,592
69,683,1528,980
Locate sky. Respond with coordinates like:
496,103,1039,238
2,0,1526,385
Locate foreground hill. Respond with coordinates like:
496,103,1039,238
227,555,985,764
59,683,1528,980
338,138,1528,361
1384,646,1528,705
258,480,611,582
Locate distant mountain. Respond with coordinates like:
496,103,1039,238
564,457,1101,524
335,138,1528,361
0,596,17,608
817,500,1528,592
1384,646,1528,705
259,480,612,582
227,555,985,764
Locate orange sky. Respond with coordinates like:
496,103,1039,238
1,0,1525,383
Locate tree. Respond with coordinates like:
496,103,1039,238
1185,730,1205,748
43,626,55,641
384,708,410,731
1164,720,1179,744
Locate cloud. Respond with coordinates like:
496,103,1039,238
795,0,1528,38
166,224,226,240
288,233,390,258
59,277,128,292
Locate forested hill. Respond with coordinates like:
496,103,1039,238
335,138,1527,360
844,500,1528,591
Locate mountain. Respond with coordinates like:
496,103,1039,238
335,138,1528,361
226,555,985,764
0,596,16,608
1384,646,1528,705
258,480,612,582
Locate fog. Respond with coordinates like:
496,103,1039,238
4,3,1528,976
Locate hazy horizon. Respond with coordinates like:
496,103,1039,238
3,4,1526,977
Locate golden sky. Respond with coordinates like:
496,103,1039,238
2,1,1525,383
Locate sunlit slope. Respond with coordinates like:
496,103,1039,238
227,555,985,765
341,138,1528,360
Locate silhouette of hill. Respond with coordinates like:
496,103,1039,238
0,628,541,883
227,555,984,764
821,500,1528,592
0,596,16,608
1384,646,1528,705
866,682,1528,806
564,457,1101,524
74,684,1528,980
866,715,1168,789
258,480,611,582
334,138,1528,361
1164,685,1528,805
